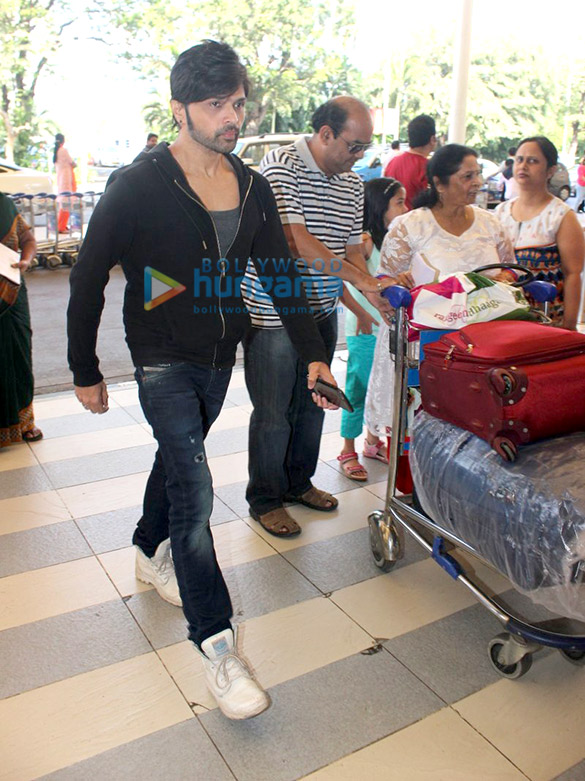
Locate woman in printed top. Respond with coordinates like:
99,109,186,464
365,143,515,441
496,136,584,330
337,177,407,481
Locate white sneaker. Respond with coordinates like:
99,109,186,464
135,539,182,606
199,629,270,720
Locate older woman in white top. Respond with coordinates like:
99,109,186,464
365,143,515,438
496,136,584,330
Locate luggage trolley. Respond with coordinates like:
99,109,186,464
31,193,62,269
368,278,585,679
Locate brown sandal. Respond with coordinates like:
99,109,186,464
284,486,338,512
337,451,368,481
250,507,302,538
22,427,43,442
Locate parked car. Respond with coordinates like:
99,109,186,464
569,165,579,198
233,133,307,168
481,157,571,207
549,161,571,201
352,146,383,181
0,158,53,195
477,158,502,208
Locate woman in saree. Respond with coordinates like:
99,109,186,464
53,133,77,233
0,192,43,446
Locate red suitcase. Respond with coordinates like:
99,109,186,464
419,321,585,460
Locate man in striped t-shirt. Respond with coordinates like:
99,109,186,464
243,97,390,537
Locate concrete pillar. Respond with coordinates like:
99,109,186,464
448,0,473,144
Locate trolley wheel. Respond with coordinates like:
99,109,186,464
488,633,533,679
45,254,62,269
61,252,74,266
368,521,396,572
560,647,585,666
493,436,517,462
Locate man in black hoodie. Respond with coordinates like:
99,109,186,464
67,40,338,721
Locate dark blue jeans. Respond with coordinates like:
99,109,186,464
243,313,338,515
132,362,232,647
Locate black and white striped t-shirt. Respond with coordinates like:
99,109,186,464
243,136,364,327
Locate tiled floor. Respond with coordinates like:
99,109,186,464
1,355,585,781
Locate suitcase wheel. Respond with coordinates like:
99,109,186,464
493,436,518,462
489,368,516,397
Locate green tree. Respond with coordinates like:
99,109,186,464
380,35,568,163
107,0,362,136
0,0,77,164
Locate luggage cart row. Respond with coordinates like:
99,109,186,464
9,191,101,270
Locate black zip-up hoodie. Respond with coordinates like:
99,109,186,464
67,143,328,386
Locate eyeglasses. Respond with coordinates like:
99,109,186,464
338,136,373,154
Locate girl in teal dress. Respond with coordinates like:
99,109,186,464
337,178,407,480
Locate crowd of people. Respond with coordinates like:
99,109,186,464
1,39,584,725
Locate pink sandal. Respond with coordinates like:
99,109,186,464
363,440,388,464
337,452,368,481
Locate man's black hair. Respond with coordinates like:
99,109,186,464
311,100,349,136
407,114,436,148
147,132,158,142
391,140,400,150
170,40,250,104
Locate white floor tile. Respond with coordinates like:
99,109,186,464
0,490,71,536
0,653,193,779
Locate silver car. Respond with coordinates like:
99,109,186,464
0,158,53,194
549,161,571,201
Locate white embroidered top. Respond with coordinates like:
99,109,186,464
365,206,514,436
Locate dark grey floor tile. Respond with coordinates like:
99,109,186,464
326,454,389,484
225,555,320,624
284,527,427,593
0,522,92,577
214,481,249,519
554,759,585,780
76,505,141,553
0,464,53,499
0,601,151,699
125,589,188,649
385,602,507,703
205,425,249,458
200,649,443,781
40,719,234,781
37,407,137,439
43,443,157,489
211,496,239,526
224,386,250,406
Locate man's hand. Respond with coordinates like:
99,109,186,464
356,310,379,335
363,290,393,323
307,361,339,410
75,381,109,414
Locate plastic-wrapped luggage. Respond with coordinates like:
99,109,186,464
410,411,585,621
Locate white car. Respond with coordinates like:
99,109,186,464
0,158,53,195
233,134,307,168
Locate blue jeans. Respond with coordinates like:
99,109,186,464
132,362,232,647
243,313,337,515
